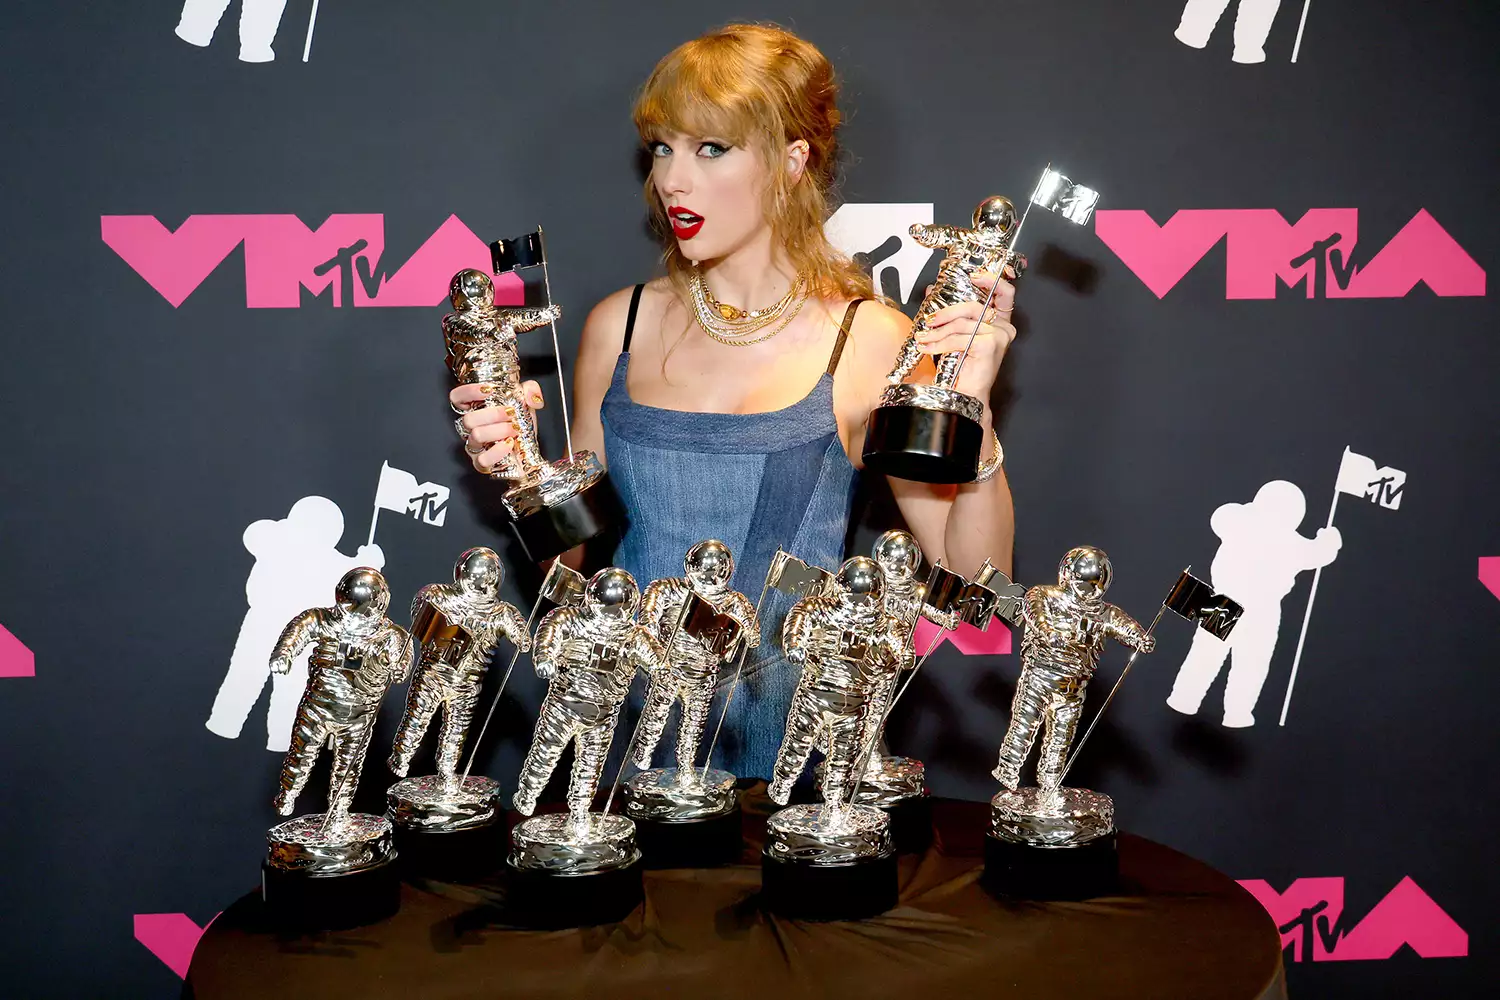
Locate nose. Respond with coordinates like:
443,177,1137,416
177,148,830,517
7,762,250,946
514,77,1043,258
657,153,693,200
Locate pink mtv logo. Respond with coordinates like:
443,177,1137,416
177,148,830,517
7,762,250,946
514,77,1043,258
1237,877,1467,962
1,622,34,677
134,912,218,979
914,618,1012,656
100,214,525,309
1095,209,1485,299
1479,557,1500,603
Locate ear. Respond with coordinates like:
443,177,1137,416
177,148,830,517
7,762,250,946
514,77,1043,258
785,139,810,184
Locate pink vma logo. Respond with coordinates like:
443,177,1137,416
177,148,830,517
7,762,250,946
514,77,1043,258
100,214,523,308
1237,877,1468,962
1095,209,1486,299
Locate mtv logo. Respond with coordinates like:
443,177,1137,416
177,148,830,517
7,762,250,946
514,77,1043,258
825,203,935,303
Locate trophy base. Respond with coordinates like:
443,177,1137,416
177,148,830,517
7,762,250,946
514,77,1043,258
262,813,400,930
505,813,643,928
981,830,1119,900
981,786,1119,899
387,775,504,881
624,767,743,868
831,757,932,854
878,789,933,854
862,395,983,484
506,462,623,562
760,803,898,920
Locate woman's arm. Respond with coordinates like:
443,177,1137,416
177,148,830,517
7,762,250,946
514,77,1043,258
834,279,1017,579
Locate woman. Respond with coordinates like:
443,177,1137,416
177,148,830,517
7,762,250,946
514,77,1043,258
453,24,1017,779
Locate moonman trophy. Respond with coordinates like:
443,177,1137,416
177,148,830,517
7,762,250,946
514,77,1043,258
982,546,1153,899
384,547,531,879
862,168,1101,484
507,567,667,927
445,262,621,561
762,557,909,920
622,540,760,866
262,567,412,929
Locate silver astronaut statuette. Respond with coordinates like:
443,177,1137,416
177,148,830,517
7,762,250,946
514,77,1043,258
834,531,959,807
443,268,616,560
385,547,531,837
624,540,760,824
265,568,412,876
990,547,1154,851
860,197,1017,485
509,567,667,875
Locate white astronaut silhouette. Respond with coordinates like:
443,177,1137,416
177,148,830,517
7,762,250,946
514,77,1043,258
1166,481,1341,727
205,497,384,751
1175,0,1284,64
175,0,289,63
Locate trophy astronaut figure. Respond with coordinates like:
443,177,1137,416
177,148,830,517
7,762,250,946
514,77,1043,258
992,546,1154,793
389,547,531,781
768,556,910,819
885,196,1019,389
761,556,907,919
270,567,412,827
444,268,618,560
385,547,531,842
849,530,958,805
983,546,1155,898
444,268,562,491
623,541,760,849
633,542,760,774
510,567,667,874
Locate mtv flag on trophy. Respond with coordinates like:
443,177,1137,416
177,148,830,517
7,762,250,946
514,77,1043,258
1163,570,1244,640
368,461,450,545
1280,445,1407,725
1030,168,1101,226
1335,447,1406,510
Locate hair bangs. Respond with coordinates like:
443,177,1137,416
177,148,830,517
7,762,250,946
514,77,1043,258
633,48,769,147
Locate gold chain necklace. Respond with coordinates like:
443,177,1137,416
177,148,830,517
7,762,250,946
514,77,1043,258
688,267,810,346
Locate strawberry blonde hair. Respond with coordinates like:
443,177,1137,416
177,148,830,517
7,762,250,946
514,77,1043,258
632,23,874,302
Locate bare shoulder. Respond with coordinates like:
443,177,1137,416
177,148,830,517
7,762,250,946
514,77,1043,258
841,298,911,369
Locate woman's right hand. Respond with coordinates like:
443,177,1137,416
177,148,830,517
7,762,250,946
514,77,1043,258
451,380,545,474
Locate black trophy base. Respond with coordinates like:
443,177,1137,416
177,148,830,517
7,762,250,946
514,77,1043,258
502,858,645,929
862,404,983,484
882,792,933,854
760,849,899,921
636,806,743,869
259,859,401,931
981,830,1120,900
508,471,623,562
393,817,506,882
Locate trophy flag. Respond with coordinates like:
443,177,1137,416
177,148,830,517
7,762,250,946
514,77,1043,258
1162,570,1244,641
1030,167,1101,226
487,225,574,458
368,461,449,545
1281,445,1408,725
766,549,836,599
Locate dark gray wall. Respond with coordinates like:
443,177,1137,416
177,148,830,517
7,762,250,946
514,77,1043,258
1,1,1494,995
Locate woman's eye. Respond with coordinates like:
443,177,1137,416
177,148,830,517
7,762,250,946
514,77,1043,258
648,140,671,157
699,142,730,158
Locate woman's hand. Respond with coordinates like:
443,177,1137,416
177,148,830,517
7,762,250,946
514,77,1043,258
450,380,545,474
911,268,1018,403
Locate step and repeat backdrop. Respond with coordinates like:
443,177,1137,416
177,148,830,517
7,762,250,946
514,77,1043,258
1,1,1494,996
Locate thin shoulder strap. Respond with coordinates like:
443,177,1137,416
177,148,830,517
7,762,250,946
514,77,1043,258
622,283,645,353
826,298,866,376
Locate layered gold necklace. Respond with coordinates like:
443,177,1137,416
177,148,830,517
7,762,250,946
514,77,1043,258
688,266,811,347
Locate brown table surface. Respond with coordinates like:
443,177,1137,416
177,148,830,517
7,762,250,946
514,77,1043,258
188,786,1287,1000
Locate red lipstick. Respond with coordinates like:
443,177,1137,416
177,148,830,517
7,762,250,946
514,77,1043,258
669,206,705,240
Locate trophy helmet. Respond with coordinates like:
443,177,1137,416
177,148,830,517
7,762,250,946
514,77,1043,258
454,546,503,597
585,567,640,619
871,529,922,583
835,556,884,608
335,567,390,619
684,539,734,595
1057,546,1112,601
972,195,1017,233
449,269,495,312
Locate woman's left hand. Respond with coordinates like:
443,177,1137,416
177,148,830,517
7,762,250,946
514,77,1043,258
912,268,1017,401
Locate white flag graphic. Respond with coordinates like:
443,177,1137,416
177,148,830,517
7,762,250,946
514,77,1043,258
1334,447,1406,511
1030,168,1101,226
374,461,449,526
